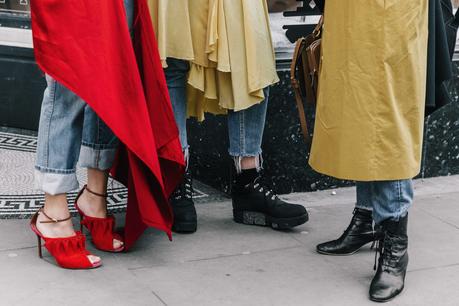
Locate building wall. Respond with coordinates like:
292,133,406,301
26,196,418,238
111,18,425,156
1,1,458,193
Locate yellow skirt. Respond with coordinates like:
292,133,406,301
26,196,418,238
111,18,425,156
148,0,279,121
309,0,429,181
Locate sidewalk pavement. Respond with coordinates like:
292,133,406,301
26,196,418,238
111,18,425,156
1,175,458,306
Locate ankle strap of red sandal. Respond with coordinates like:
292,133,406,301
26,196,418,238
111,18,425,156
39,208,72,224
84,185,108,198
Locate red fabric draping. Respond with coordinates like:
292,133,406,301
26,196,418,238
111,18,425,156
30,0,184,249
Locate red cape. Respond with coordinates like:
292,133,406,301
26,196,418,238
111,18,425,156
30,0,184,249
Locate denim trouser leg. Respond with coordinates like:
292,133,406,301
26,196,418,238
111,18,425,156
79,106,119,170
123,0,134,33
35,77,119,195
164,57,269,169
164,58,190,153
35,0,133,195
35,76,86,195
227,88,269,172
356,180,413,224
356,182,374,211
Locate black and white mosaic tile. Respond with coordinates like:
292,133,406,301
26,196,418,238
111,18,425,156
0,131,218,219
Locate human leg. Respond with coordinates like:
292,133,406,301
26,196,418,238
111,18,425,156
369,179,412,302
164,58,197,233
34,76,100,267
229,88,308,229
316,182,381,255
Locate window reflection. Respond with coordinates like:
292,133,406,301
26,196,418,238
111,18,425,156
0,0,30,14
268,0,309,55
268,0,300,13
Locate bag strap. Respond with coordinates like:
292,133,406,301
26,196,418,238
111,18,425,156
289,16,324,143
313,16,324,37
293,81,310,142
290,38,310,142
290,38,304,86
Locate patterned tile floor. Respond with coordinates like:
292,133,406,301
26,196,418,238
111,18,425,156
0,130,224,219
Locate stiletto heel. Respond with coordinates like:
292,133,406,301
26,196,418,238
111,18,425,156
75,185,124,253
36,235,42,258
30,209,102,269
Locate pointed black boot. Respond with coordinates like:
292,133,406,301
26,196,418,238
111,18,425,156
316,208,381,256
170,170,197,233
369,214,409,303
232,169,308,230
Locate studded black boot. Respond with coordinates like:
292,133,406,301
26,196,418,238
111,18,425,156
232,169,308,230
170,170,197,233
369,214,409,302
316,208,382,255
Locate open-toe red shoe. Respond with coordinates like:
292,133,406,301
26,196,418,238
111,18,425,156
30,209,102,269
74,185,124,253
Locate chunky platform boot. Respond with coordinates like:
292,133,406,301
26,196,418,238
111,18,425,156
370,214,409,303
170,170,197,233
232,169,308,230
316,208,381,255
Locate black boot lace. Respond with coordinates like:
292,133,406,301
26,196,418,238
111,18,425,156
250,172,278,201
344,209,362,233
373,233,398,272
339,209,376,244
172,171,193,201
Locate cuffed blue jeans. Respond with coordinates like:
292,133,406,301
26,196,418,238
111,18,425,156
34,0,134,195
355,179,413,224
35,76,119,195
164,58,268,171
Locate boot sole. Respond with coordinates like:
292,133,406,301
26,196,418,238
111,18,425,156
369,286,404,303
316,241,375,256
233,210,308,230
172,222,197,233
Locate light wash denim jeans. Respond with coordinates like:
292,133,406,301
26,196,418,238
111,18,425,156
34,0,134,195
355,180,413,224
164,58,268,171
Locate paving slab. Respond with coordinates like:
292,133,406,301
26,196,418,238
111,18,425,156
123,200,304,269
0,247,165,306
0,175,458,306
130,247,376,306
0,219,35,251
415,192,459,228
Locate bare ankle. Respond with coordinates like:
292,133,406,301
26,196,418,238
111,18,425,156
43,193,71,219
78,189,108,217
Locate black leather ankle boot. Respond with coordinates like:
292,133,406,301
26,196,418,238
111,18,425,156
316,208,381,255
170,170,197,233
369,214,408,302
232,170,308,230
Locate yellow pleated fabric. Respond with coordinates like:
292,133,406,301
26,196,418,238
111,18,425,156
148,0,279,121
147,0,195,66
309,0,429,181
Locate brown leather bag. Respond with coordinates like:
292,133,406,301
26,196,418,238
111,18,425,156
290,16,323,142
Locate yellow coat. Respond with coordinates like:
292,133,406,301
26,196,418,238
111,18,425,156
309,0,429,181
148,0,279,121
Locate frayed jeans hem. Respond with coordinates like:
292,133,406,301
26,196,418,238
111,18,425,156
229,152,263,174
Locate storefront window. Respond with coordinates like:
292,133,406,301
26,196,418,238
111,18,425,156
0,0,31,29
268,0,300,12
0,0,31,48
0,0,30,14
268,0,320,61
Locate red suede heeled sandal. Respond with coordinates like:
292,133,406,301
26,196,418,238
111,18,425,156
74,185,124,253
30,209,102,269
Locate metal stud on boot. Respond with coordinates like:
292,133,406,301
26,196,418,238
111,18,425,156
316,208,382,256
370,214,409,303
232,170,308,230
